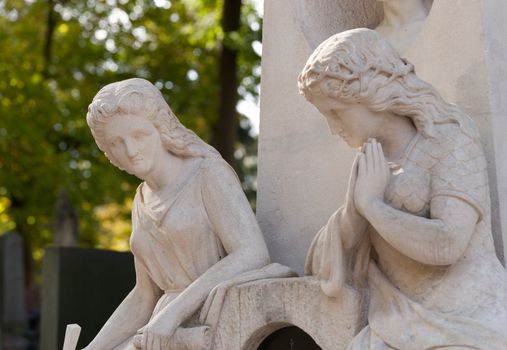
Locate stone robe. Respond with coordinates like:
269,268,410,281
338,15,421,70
307,123,507,350
115,157,292,349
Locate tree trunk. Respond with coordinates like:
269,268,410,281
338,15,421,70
213,0,242,167
43,0,57,77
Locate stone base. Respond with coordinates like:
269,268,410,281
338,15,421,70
212,276,362,350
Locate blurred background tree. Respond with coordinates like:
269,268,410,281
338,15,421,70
0,0,262,284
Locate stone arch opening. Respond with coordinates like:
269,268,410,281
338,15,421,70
257,325,322,350
241,321,322,350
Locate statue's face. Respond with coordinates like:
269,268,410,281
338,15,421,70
308,95,382,148
103,114,164,178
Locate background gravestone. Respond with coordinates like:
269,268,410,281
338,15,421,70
40,247,135,350
0,232,28,349
53,189,79,248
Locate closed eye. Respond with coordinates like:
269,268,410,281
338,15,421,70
110,137,123,147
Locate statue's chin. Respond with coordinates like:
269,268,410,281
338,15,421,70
124,165,151,180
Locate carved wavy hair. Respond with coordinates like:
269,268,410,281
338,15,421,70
86,78,220,168
298,28,478,140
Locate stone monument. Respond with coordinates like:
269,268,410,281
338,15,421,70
62,1,507,348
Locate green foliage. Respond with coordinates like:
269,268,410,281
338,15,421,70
0,0,262,261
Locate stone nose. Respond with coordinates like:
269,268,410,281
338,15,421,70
124,138,139,157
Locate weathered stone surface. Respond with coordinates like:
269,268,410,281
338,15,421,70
374,0,433,54
212,277,361,350
293,0,382,50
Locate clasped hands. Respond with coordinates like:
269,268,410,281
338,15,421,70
347,138,390,219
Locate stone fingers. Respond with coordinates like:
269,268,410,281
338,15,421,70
366,140,374,174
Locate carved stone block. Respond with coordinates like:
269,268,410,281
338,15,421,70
212,277,362,350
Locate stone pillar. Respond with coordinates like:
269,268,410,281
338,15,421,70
256,0,382,274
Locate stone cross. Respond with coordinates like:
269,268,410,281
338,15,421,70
62,324,81,350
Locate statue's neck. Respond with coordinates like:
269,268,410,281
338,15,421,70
376,113,418,163
381,0,428,28
144,151,184,193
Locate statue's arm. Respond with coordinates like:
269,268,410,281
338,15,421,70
83,258,161,350
360,196,478,265
138,161,270,344
354,139,479,266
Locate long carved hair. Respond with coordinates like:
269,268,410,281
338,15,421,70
86,78,220,168
298,28,478,141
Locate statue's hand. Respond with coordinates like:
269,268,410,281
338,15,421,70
343,152,367,223
354,139,390,218
133,315,178,350
344,153,359,211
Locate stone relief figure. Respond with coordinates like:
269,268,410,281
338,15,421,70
375,0,433,53
82,78,278,350
299,28,507,349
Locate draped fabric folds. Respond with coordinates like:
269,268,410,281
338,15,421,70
306,124,507,349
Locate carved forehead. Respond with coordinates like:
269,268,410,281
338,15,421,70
103,114,158,140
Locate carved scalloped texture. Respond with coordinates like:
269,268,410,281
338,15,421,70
386,123,488,222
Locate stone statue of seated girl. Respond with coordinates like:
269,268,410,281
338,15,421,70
82,78,292,350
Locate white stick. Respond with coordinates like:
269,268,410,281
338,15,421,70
63,324,81,350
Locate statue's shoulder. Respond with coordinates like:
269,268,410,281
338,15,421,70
199,156,241,186
429,123,485,169
426,123,488,217
200,156,234,174
412,123,483,168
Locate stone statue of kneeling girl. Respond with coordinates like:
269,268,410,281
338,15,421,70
300,28,507,349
